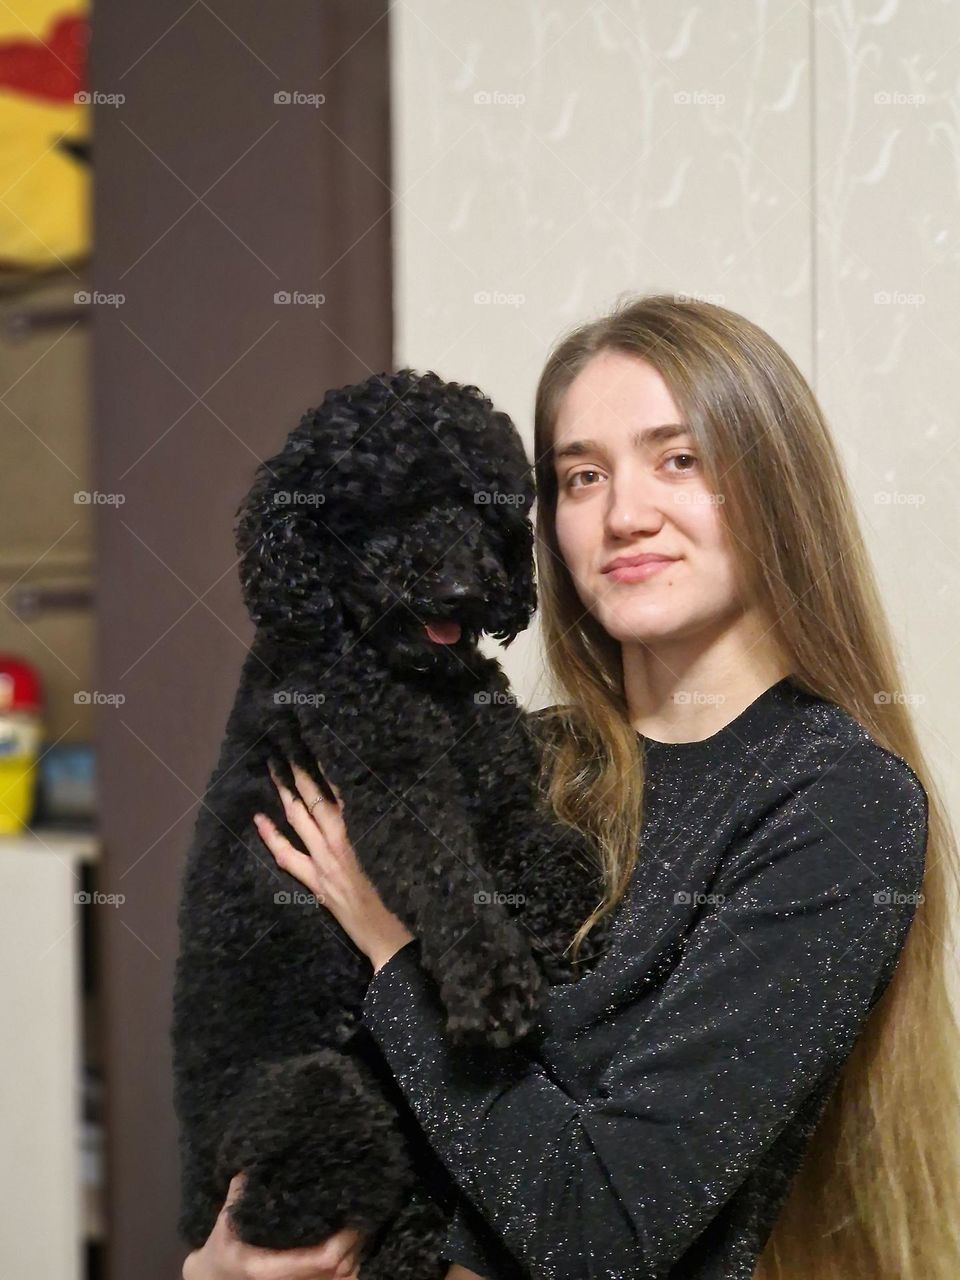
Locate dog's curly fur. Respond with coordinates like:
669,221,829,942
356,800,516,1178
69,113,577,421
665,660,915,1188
171,369,611,1277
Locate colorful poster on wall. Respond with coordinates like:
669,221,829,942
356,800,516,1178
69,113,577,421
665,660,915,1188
0,4,90,271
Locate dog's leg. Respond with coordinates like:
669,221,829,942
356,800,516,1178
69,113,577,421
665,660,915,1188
215,1048,424,1254
475,703,615,981
427,669,614,982
174,794,419,1253
290,687,547,1048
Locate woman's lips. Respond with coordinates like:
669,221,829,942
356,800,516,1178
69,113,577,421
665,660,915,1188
604,558,676,583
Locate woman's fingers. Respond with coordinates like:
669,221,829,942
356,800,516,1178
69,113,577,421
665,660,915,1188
269,763,337,853
252,813,325,898
289,760,347,851
284,1225,362,1278
267,760,352,867
271,1226,359,1278
290,757,343,809
330,1233,362,1277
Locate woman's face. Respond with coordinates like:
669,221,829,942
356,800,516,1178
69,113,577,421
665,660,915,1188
551,349,745,648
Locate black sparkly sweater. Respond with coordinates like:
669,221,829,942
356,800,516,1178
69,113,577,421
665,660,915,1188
361,677,929,1279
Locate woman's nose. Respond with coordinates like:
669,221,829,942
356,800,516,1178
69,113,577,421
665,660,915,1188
604,489,664,538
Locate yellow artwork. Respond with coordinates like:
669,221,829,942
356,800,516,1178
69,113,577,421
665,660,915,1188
0,2,90,270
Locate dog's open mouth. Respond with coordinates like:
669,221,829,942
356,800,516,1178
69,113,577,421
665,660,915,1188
424,620,462,645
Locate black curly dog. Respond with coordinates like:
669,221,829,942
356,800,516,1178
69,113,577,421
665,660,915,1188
171,369,612,1277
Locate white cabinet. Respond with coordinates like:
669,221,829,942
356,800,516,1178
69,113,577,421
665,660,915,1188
0,829,100,1280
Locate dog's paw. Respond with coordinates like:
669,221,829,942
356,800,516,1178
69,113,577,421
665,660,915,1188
215,1049,412,1250
436,947,546,1049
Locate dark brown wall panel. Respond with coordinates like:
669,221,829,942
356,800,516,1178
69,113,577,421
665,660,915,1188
90,5,393,1276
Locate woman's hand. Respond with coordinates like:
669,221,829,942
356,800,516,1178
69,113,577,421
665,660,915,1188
254,759,415,973
182,1172,363,1279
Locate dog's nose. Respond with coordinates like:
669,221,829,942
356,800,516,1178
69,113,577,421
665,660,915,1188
434,579,477,604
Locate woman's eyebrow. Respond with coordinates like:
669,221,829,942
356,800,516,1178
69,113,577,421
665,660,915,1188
553,423,689,462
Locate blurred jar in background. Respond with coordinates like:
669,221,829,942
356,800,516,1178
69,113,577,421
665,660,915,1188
0,655,43,833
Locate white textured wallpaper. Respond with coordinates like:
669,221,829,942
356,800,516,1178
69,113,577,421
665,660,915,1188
390,1,959,815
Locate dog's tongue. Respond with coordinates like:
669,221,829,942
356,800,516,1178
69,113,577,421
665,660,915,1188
425,620,462,645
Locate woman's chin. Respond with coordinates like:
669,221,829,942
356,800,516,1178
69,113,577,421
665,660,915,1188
599,606,688,646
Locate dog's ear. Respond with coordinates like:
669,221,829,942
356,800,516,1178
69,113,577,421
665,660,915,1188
232,374,425,648
490,511,538,647
448,401,538,646
233,383,389,640
234,475,345,648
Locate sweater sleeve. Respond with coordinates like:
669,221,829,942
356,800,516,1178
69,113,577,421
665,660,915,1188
438,1200,488,1272
438,1193,528,1278
361,748,927,1279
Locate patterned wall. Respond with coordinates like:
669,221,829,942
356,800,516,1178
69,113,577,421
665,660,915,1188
390,1,959,817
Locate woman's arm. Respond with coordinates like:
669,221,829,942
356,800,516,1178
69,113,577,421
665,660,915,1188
361,745,928,1280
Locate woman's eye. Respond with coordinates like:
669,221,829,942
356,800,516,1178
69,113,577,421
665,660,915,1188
566,469,603,490
564,455,697,490
664,452,698,473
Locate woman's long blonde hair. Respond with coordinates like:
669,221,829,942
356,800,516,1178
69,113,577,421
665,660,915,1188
531,292,960,1278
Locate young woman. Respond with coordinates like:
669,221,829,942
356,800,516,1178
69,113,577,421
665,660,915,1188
183,295,960,1280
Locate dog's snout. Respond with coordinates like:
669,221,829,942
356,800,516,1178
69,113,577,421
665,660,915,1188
433,579,477,604
475,552,500,580
429,546,499,587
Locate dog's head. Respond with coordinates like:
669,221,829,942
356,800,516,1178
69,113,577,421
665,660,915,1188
235,369,537,677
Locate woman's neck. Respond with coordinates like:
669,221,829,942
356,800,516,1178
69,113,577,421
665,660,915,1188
623,641,792,745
